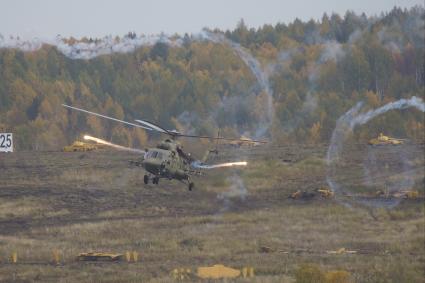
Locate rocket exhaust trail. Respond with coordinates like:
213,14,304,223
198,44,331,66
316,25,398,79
191,161,247,169
84,135,145,153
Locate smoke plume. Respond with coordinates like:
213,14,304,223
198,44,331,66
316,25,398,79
377,6,425,52
326,96,425,207
200,30,274,138
217,174,248,213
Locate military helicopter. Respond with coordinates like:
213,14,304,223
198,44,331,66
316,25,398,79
62,104,266,190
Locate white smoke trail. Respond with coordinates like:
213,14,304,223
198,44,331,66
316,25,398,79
200,30,274,138
327,96,425,163
0,34,182,60
84,135,145,153
349,97,425,128
326,96,425,207
377,7,425,52
2,31,275,138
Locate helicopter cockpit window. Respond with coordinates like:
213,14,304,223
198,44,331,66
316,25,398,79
146,151,152,159
146,151,163,159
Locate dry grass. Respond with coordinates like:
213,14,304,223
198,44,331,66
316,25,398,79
0,148,423,282
0,197,70,222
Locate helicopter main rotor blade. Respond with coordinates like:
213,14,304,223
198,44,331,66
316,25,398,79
174,133,267,143
62,104,152,131
136,119,266,143
63,104,267,144
135,119,170,134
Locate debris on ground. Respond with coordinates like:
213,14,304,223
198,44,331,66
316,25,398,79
259,246,276,253
288,190,316,200
370,190,421,199
259,246,289,254
289,188,334,200
326,248,357,255
394,190,420,199
316,188,334,198
77,252,124,261
171,268,193,280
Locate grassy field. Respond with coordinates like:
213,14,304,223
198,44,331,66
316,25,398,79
0,143,424,282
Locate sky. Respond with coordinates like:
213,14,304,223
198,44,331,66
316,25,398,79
0,0,423,39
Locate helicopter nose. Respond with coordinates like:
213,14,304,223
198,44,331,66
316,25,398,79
143,160,159,174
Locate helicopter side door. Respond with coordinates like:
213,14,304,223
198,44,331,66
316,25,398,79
168,151,188,180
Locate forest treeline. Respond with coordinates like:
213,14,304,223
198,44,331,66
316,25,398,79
0,6,424,150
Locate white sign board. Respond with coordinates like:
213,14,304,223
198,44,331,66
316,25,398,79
0,133,13,152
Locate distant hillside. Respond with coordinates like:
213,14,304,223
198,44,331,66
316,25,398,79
0,6,424,150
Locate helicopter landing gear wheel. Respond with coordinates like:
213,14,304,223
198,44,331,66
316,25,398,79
188,182,194,191
143,175,149,184
153,177,159,184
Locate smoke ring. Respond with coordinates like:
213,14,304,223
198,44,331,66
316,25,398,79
326,96,425,208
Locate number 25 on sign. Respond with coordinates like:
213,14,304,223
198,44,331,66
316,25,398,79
0,133,13,152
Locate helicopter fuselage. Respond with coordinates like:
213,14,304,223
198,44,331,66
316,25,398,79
141,148,189,181
129,138,195,187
